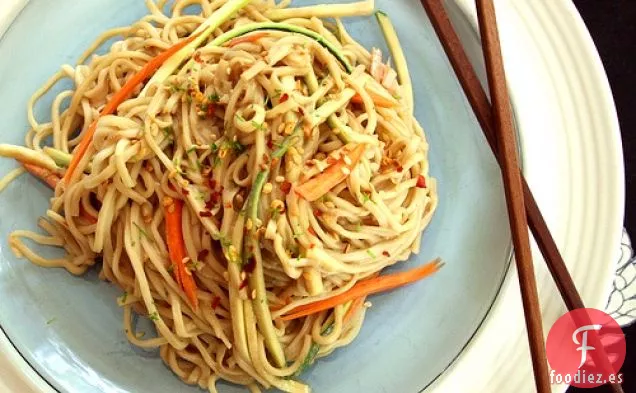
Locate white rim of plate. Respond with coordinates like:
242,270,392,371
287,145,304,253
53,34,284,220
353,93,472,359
0,1,625,393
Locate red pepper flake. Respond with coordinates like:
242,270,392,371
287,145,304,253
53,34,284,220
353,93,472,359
298,107,305,116
308,227,317,236
306,161,315,168
313,209,322,217
199,211,213,218
224,202,233,209
309,243,316,249
208,178,217,190
211,296,221,310
267,139,273,149
210,191,221,204
327,156,338,165
281,181,292,194
207,103,216,117
397,166,404,173
198,249,210,261
382,251,391,257
239,279,249,290
194,52,203,63
416,175,427,189
243,257,256,274
181,188,190,196
279,93,289,103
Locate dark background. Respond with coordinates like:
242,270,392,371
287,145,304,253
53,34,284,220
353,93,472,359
569,1,634,392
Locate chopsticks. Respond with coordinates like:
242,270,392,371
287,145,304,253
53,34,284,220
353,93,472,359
474,1,550,391
420,1,625,392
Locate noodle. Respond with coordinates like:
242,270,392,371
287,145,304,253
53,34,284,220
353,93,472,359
0,1,438,392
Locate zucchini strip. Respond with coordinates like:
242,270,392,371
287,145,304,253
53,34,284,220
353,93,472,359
243,126,302,368
264,1,375,20
376,11,413,115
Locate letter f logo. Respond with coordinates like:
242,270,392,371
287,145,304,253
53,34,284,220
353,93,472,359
572,324,603,368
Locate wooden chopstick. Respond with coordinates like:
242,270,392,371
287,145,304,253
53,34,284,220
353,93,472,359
420,0,584,312
473,1,551,391
420,1,625,392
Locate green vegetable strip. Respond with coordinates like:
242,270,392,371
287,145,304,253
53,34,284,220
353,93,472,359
292,302,353,377
209,23,354,73
247,240,286,368
376,11,413,115
304,71,353,144
309,89,356,129
43,147,72,167
243,126,301,368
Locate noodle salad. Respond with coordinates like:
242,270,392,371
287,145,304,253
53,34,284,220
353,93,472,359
0,1,440,392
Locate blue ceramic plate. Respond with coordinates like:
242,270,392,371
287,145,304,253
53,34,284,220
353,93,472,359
0,1,511,392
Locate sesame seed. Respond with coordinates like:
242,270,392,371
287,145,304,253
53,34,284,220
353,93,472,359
240,272,247,281
263,183,273,194
226,67,231,75
275,176,285,183
182,257,191,264
251,289,257,299
270,199,284,211
162,197,174,207
364,301,372,308
344,156,352,165
246,219,253,231
341,167,351,175
223,271,229,281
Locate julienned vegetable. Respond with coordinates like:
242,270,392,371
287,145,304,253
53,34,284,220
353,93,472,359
375,11,414,114
295,144,366,202
264,0,375,20
21,162,60,189
243,125,302,368
281,259,443,321
164,197,199,310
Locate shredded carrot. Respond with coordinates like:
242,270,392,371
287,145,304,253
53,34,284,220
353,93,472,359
64,35,198,184
164,197,199,310
21,162,60,189
343,272,379,323
79,205,98,224
20,160,98,223
295,144,366,202
226,32,268,47
281,259,443,321
351,92,397,108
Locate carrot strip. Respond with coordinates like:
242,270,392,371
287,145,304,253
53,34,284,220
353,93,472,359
79,205,98,224
21,162,60,189
164,197,199,310
64,35,197,184
20,160,98,223
295,144,366,202
226,32,268,47
342,272,379,324
281,259,442,321
351,92,396,108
